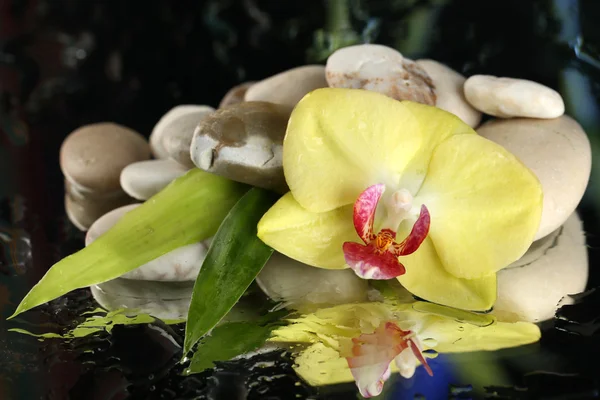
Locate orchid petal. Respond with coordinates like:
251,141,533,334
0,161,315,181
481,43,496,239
397,101,476,194
354,184,385,243
257,192,356,269
284,89,424,213
415,134,543,279
392,204,430,256
397,233,497,311
284,89,476,213
343,242,405,279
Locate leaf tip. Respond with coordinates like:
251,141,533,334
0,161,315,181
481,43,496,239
7,303,26,320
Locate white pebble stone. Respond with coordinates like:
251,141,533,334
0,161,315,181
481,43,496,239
150,105,214,159
464,75,565,118
494,212,588,322
244,65,328,107
162,106,215,167
120,159,189,201
86,204,211,281
415,59,482,127
477,116,591,240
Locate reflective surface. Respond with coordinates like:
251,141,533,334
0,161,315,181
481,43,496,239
1,1,599,399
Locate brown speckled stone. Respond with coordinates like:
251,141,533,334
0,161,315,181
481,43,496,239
326,44,436,105
190,101,292,192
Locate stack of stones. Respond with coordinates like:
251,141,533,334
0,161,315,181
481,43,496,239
60,123,150,230
59,109,218,320
61,43,591,323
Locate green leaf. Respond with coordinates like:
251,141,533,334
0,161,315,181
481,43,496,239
9,169,247,319
184,311,287,375
183,188,278,354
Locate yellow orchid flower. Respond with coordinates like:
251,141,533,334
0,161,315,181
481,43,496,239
257,88,542,311
268,301,541,398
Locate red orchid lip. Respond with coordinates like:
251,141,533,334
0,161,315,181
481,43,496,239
343,184,430,280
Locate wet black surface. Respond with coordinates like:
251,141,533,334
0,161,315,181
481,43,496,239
1,1,600,399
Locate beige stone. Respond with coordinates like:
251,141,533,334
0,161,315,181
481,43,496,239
161,106,214,167
149,105,212,159
64,187,133,231
326,44,436,105
464,75,565,118
219,81,255,108
60,123,150,193
478,116,591,240
244,65,327,107
416,59,481,127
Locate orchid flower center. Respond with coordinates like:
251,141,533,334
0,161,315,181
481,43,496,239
374,229,395,254
342,184,430,280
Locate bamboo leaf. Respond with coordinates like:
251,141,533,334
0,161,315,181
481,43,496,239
183,188,278,354
9,169,247,319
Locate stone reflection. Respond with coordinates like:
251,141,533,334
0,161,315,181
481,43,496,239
91,279,194,321
494,212,588,323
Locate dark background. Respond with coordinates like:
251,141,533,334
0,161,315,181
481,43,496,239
1,0,599,399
